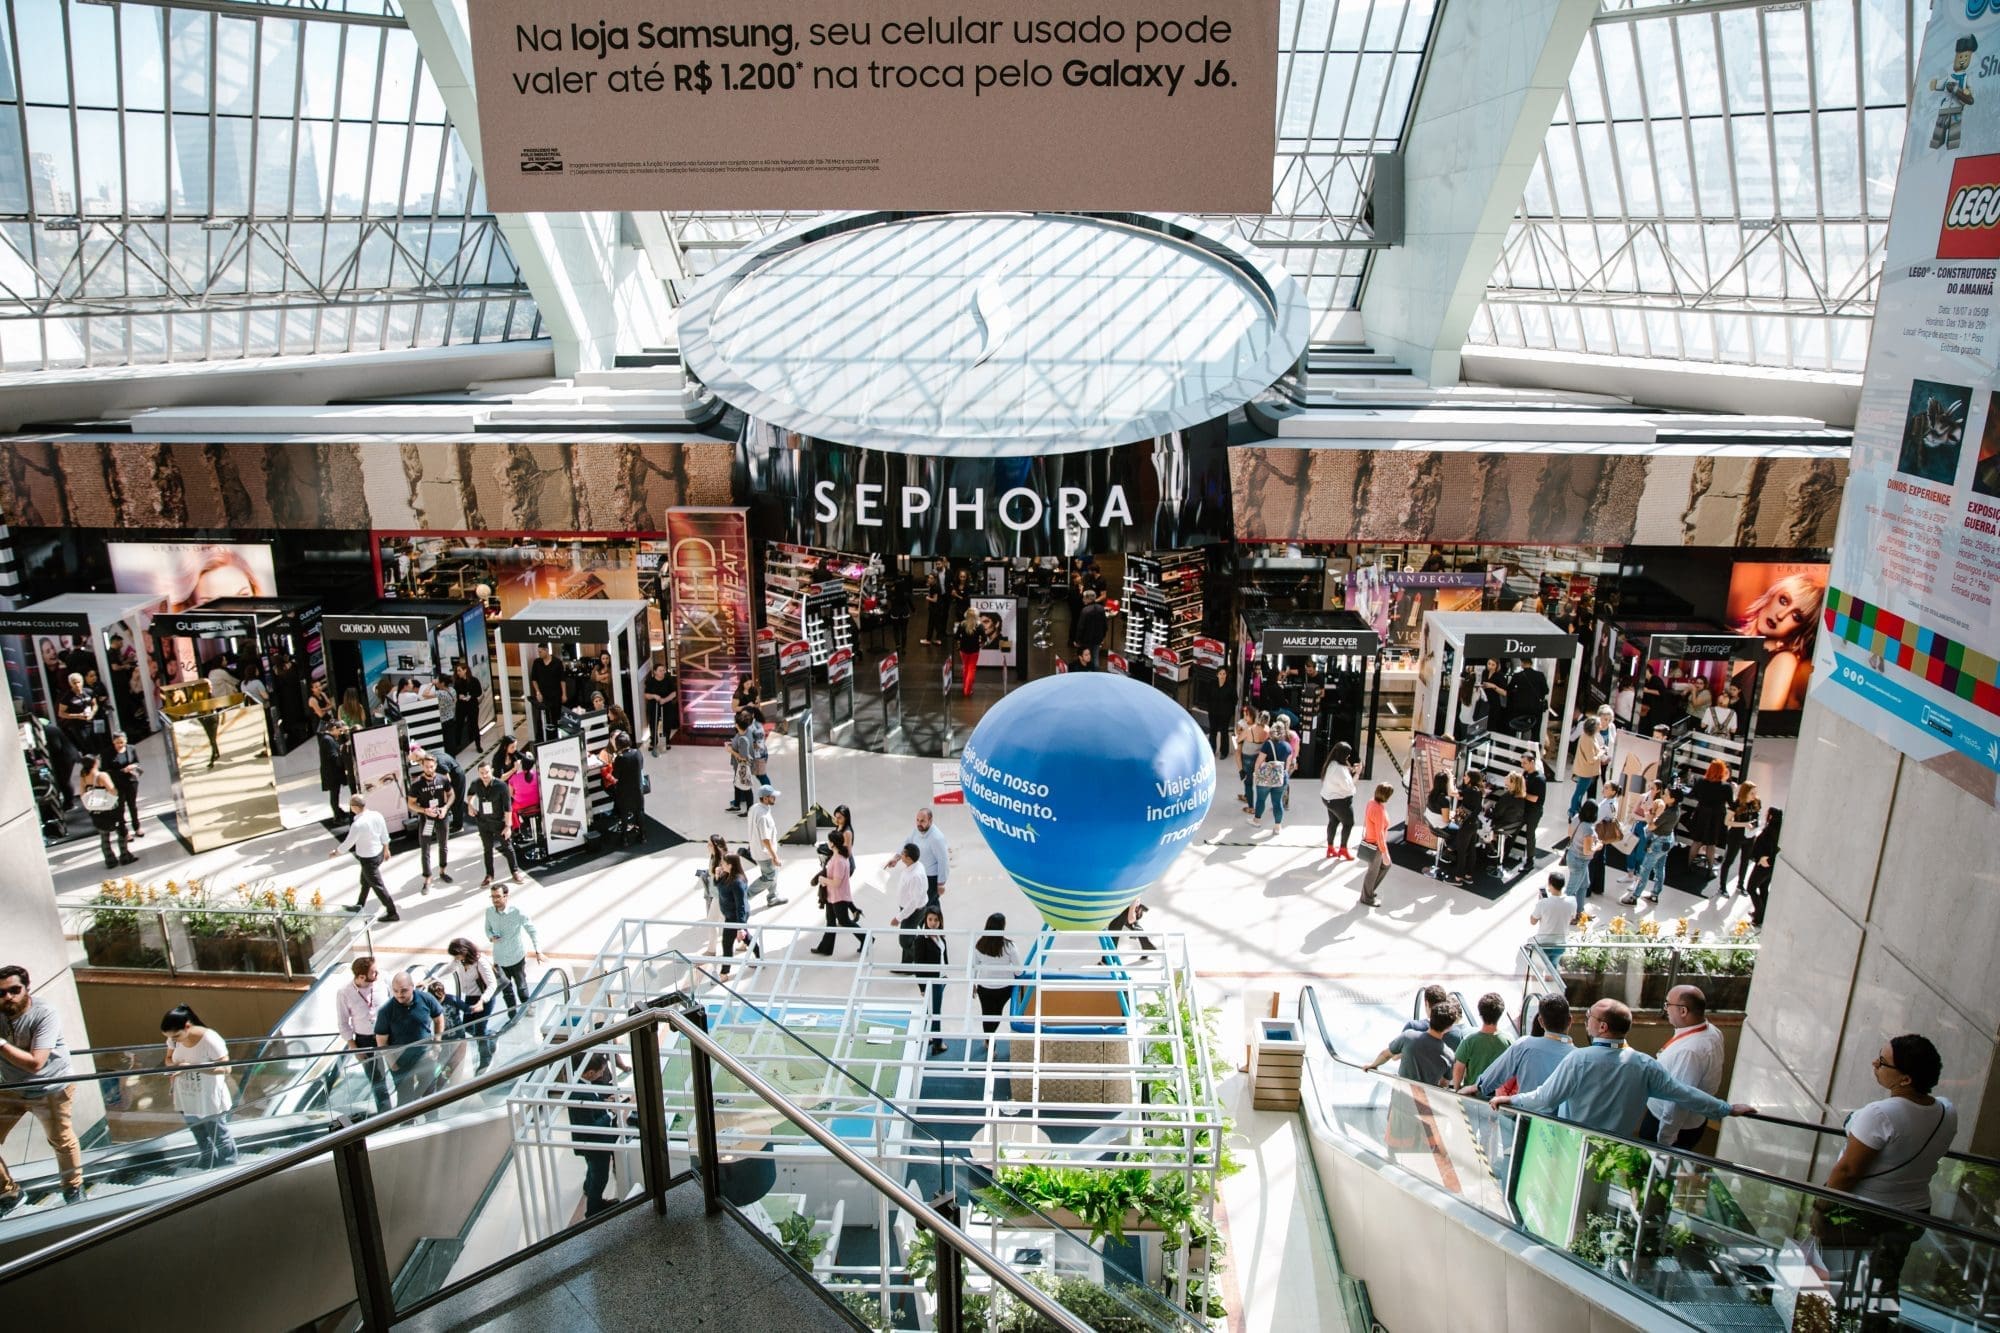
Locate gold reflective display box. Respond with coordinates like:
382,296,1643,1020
162,691,283,852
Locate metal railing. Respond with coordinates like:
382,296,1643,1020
0,997,1099,1333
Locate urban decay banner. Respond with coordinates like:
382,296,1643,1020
1812,4,2000,799
466,0,1277,212
665,507,755,736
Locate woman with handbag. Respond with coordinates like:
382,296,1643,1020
1233,707,1267,811
1356,783,1395,908
1563,800,1602,922
1715,781,1763,899
1319,742,1359,860
1250,718,1294,828
910,904,950,1057
810,827,863,956
714,853,758,978
1815,1033,1955,1307
79,755,134,869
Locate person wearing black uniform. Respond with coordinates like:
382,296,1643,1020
1503,658,1549,740
106,731,144,842
450,660,484,754
1072,589,1108,670
609,733,646,847
642,661,677,755
923,559,951,645
527,644,565,743
887,574,913,651
407,752,455,894
317,718,351,823
1204,665,1236,757
467,759,523,887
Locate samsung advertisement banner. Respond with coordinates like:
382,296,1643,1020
466,0,1278,214
739,418,1233,558
1812,6,2000,797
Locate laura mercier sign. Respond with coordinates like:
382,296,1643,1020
465,0,1276,212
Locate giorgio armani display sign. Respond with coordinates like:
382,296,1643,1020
738,418,1234,558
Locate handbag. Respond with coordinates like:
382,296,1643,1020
1355,842,1380,864
82,785,118,813
1252,741,1286,790
731,756,753,788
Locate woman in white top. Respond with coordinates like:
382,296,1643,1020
1318,742,1360,861
162,1004,238,1170
445,937,501,1072
970,912,1019,1059
1232,707,1267,811
1818,1033,1956,1300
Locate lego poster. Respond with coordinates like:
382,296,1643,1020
1813,5,2000,799
466,0,1277,213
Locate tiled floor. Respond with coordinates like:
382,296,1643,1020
47,714,1793,1332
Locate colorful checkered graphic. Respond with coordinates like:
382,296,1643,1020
1824,587,2000,718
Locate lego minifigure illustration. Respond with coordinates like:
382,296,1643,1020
1931,34,1978,151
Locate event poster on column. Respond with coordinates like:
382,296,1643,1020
351,724,410,835
466,0,1277,213
666,507,754,737
1812,6,2000,800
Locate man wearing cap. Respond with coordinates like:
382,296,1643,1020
746,784,783,904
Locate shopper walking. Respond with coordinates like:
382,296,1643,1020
335,955,393,1113
726,710,760,814
0,964,84,1209
330,796,399,921
1621,787,1680,906
528,644,565,743
317,718,351,824
373,972,445,1107
888,842,932,964
1233,706,1265,811
956,609,984,697
484,884,543,1019
1568,716,1607,818
1743,809,1782,928
1715,780,1762,899
1250,718,1294,828
433,673,458,757
1357,782,1394,908
923,559,952,646
161,1005,238,1170
443,938,500,1072
451,660,484,754
568,1053,624,1218
1319,741,1359,859
1204,665,1235,758
811,827,863,955
405,752,455,894
107,731,143,842
911,905,949,1056
1564,800,1602,921
715,853,758,977
1685,759,1734,871
971,914,1017,1058
79,755,134,869
1072,587,1107,667
887,807,950,899
467,760,524,888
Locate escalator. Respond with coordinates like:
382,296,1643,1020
0,963,589,1248
1297,983,2000,1332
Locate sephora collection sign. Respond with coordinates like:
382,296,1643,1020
466,0,1277,213
739,420,1234,557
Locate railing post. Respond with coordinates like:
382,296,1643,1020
630,1020,671,1215
684,1004,723,1215
930,1193,965,1333
333,1139,395,1332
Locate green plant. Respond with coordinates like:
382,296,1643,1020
1568,1209,1632,1268
776,1212,825,1268
834,1288,886,1330
904,1226,938,1293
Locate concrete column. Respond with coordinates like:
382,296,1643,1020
403,0,677,376
1728,699,2000,1158
1358,0,1595,385
0,682,91,1064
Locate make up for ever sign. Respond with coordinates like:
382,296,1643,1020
467,0,1277,211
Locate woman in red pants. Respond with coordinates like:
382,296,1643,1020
956,610,985,697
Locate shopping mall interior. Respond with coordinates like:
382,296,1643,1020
0,0,1997,1330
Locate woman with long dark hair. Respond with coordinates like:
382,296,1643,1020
971,913,1017,1057
1744,809,1782,928
1685,759,1734,871
716,853,758,977
79,754,133,869
1319,741,1358,860
831,803,856,851
1716,780,1763,899
811,827,864,955
162,1005,238,1170
911,904,950,1056
444,938,500,1072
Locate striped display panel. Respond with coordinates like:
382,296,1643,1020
400,697,445,754
1824,588,2000,718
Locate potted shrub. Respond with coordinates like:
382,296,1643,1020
80,880,166,969
1672,922,1759,1012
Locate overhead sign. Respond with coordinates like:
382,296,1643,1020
466,0,1278,214
153,613,260,640
1649,634,1761,662
1463,632,1578,660
1810,6,2000,792
495,617,611,643
324,614,430,642
1261,627,1381,657
0,611,92,637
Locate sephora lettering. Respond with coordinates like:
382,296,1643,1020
811,481,1134,534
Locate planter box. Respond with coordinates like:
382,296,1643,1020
1559,969,1606,1008
81,925,167,971
1677,973,1752,1012
1036,1207,1165,1238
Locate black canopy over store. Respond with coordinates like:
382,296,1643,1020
1239,609,1384,778
153,596,323,754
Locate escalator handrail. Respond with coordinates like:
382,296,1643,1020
69,1032,345,1060
1296,984,2000,1249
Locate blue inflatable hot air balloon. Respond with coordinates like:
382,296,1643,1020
959,673,1214,930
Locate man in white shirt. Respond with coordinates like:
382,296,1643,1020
1640,985,1726,1149
328,795,400,921
334,955,392,1113
890,842,931,965
886,807,950,897
1529,870,1576,962
746,785,783,906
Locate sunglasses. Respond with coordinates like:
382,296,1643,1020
0,985,25,996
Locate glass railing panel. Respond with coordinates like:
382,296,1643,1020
66,895,374,979
1512,1117,2000,1331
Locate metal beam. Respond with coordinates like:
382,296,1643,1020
74,0,407,29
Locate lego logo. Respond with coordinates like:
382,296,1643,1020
1947,184,2000,230
1939,154,2000,258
